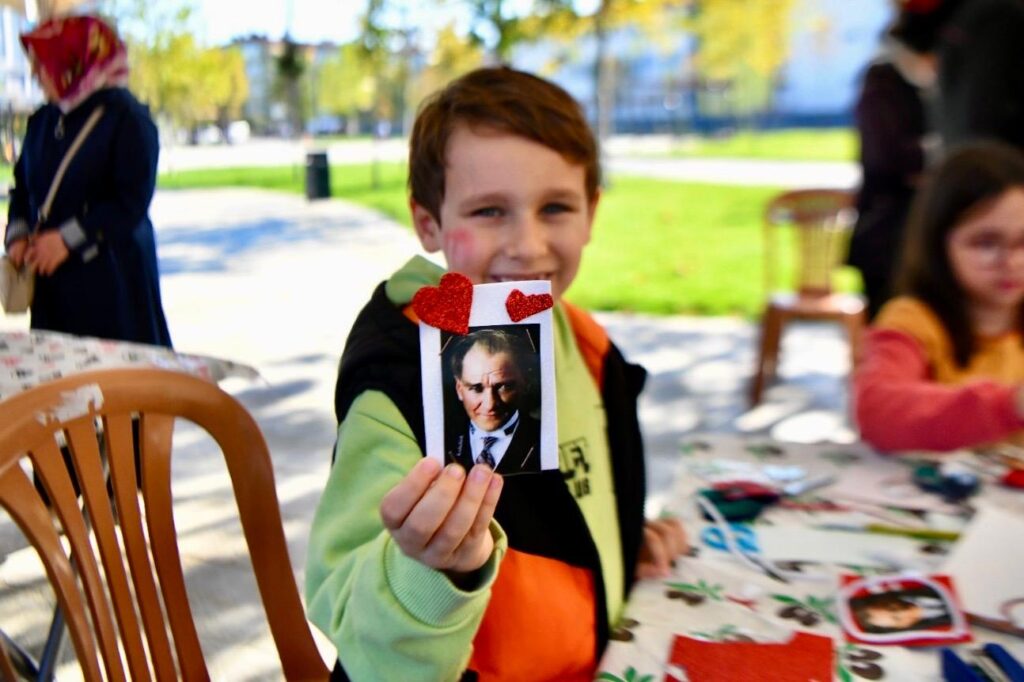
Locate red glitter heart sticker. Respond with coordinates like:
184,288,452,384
412,273,474,335
505,289,554,322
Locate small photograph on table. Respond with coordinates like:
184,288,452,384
838,574,971,646
851,585,952,634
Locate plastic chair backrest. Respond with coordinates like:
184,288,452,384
763,188,857,298
0,368,329,681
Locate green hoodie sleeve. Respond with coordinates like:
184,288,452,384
304,390,507,682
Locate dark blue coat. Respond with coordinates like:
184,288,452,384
6,87,171,347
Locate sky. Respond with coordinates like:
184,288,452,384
194,0,365,45
190,0,549,47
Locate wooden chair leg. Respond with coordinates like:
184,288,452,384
750,306,784,406
844,310,866,369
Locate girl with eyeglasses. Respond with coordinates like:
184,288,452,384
855,140,1024,452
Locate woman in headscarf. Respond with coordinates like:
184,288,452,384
3,14,171,347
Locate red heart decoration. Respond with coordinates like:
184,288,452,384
412,273,474,335
505,289,554,322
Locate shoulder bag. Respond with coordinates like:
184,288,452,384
1,105,104,314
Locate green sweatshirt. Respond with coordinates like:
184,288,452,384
305,256,623,681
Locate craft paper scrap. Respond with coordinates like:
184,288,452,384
665,631,834,682
940,503,1024,635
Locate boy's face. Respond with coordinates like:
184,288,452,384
412,124,597,301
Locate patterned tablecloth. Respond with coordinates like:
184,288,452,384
0,330,260,400
596,434,1024,682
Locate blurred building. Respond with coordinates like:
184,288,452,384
0,7,41,163
232,34,339,136
0,7,41,112
515,0,890,134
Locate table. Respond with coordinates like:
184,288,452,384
0,330,259,400
0,330,260,678
597,434,1024,682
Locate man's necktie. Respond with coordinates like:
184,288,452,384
477,435,498,468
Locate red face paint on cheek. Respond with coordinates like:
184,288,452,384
443,228,477,275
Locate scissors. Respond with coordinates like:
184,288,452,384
701,523,759,553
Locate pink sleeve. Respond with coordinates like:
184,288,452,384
853,329,1023,452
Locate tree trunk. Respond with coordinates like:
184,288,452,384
593,3,614,145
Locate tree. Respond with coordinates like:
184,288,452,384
462,0,570,63
686,0,797,118
101,0,250,140
315,42,376,129
275,35,306,137
577,0,678,142
408,23,485,111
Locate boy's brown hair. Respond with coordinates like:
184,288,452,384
408,66,600,222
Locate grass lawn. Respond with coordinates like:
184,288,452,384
158,163,861,317
655,128,857,162
158,162,411,225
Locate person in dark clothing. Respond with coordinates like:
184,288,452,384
4,14,171,348
848,8,941,320
938,0,1024,150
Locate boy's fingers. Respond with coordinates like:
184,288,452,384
380,457,443,531
423,465,496,563
445,471,503,572
651,517,688,557
467,470,503,539
393,463,467,550
640,525,670,575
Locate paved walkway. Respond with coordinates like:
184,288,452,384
159,136,861,190
0,188,855,678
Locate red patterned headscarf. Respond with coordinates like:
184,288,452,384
20,15,129,112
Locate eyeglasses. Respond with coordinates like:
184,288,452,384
958,234,1024,268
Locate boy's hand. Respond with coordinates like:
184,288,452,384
381,457,504,578
636,517,688,580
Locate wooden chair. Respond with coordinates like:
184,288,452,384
749,188,866,406
0,368,329,681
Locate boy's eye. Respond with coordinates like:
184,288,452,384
542,203,573,215
967,235,1002,251
471,207,503,218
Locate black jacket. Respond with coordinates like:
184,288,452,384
7,87,170,347
332,282,648,679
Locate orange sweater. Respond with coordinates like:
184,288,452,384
854,297,1024,451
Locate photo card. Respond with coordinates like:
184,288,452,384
419,278,557,475
836,573,972,646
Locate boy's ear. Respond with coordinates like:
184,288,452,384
411,199,442,252
584,189,602,244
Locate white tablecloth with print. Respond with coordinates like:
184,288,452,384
596,434,1024,682
0,330,259,400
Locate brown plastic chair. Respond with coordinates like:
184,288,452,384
749,188,866,406
0,368,329,681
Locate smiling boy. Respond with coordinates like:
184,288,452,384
305,66,686,682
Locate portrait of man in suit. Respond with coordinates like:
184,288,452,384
443,326,541,474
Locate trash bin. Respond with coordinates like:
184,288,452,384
305,151,330,200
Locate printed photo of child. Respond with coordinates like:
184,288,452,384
850,585,953,634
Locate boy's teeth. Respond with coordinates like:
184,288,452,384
493,274,547,282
